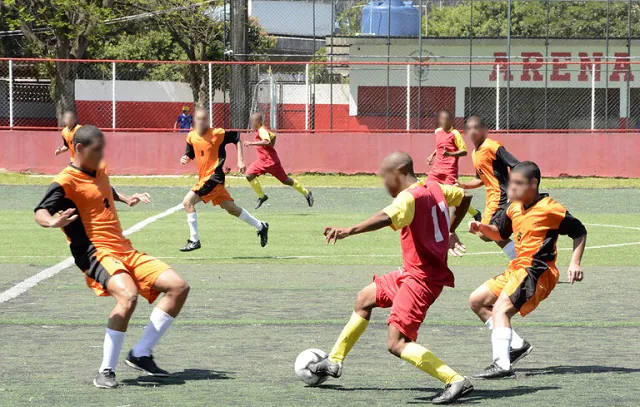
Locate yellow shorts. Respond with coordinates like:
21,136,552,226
485,266,559,316
84,247,171,303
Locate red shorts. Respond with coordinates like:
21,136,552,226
374,269,444,341
246,160,289,183
427,171,457,185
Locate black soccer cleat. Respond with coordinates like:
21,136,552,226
179,239,201,252
431,377,474,404
305,191,314,207
510,340,533,365
471,363,515,380
125,351,169,377
473,211,482,222
93,369,118,389
255,195,269,209
308,357,343,379
257,222,269,247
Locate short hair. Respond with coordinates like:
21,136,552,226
194,106,208,116
63,110,77,117
73,124,103,147
437,109,452,119
512,161,541,187
466,115,487,128
251,112,264,122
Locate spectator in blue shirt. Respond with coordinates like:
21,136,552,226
174,106,193,132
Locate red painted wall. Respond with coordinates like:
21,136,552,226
1,130,638,177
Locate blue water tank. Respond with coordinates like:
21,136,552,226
361,0,420,37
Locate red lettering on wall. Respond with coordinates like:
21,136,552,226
489,52,514,81
550,52,571,81
577,52,603,82
521,52,544,81
609,53,635,82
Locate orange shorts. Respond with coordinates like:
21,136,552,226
192,180,234,206
83,247,171,303
485,266,559,316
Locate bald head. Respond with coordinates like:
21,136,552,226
381,151,415,177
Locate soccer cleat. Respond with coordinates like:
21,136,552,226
258,222,269,247
308,357,343,379
93,369,118,389
305,191,314,207
125,351,169,377
179,239,201,252
473,211,482,222
510,340,533,365
431,377,474,405
255,195,269,209
471,363,515,380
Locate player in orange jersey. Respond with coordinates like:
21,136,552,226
35,125,190,389
54,110,82,159
468,161,587,379
179,108,268,251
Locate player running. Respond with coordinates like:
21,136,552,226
468,161,587,379
427,110,481,222
244,113,313,209
458,116,519,260
311,152,474,405
180,108,268,252
54,110,82,158
35,125,190,389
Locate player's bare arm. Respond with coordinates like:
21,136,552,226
112,188,151,207
468,221,503,242
236,138,246,173
323,211,392,244
243,139,271,147
34,207,78,228
448,194,472,256
568,234,587,284
442,148,467,157
54,145,69,156
458,177,484,189
427,149,436,165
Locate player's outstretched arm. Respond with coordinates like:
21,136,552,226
448,194,472,256
54,145,69,156
323,211,392,244
442,148,467,157
34,208,78,228
468,221,503,242
559,211,588,284
236,138,246,173
112,188,151,207
458,177,483,189
243,139,270,147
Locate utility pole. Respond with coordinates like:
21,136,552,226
230,0,249,128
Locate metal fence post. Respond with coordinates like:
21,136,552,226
591,64,596,131
305,63,310,131
111,62,116,130
406,64,411,131
496,65,500,131
8,59,13,129
208,62,213,125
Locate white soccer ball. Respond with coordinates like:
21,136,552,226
294,348,329,386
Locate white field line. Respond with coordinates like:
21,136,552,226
0,203,183,304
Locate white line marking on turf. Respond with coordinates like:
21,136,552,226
0,203,184,304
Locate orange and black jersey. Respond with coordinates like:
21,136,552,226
34,164,130,270
184,128,240,187
61,124,82,158
472,138,519,208
491,194,587,273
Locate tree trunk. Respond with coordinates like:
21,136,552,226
53,61,77,126
230,0,249,129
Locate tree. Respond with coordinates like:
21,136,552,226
4,0,120,122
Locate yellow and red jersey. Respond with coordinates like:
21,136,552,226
471,138,519,215
61,124,82,159
429,127,467,181
382,181,464,287
184,128,240,184
34,163,131,266
254,126,281,166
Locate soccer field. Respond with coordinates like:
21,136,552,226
1,177,639,406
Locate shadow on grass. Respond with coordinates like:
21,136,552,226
519,365,640,376
410,386,561,404
316,384,440,393
121,369,233,387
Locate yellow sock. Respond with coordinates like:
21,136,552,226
400,342,464,385
329,312,369,363
248,178,265,198
467,205,479,217
291,179,309,196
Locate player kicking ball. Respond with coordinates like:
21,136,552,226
34,125,190,388
468,161,587,379
244,112,313,209
180,108,268,251
311,152,474,405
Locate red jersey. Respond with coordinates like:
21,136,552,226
429,127,467,182
383,181,454,287
255,126,280,166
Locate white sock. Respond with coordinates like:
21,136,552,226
492,327,512,370
511,329,525,349
238,208,263,231
187,212,199,242
484,317,494,330
502,241,517,260
131,308,175,358
99,328,125,372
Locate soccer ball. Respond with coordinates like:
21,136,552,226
294,348,329,386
